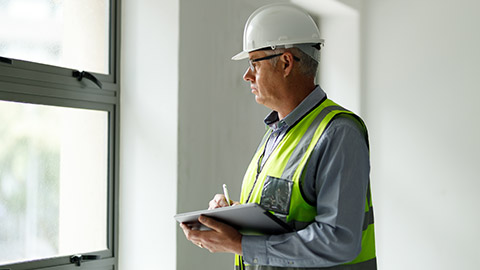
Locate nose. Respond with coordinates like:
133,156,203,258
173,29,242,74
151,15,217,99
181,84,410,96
243,67,254,82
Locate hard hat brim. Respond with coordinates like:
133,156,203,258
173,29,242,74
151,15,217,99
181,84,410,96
231,50,249,61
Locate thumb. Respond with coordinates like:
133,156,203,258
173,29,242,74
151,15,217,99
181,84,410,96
198,215,224,231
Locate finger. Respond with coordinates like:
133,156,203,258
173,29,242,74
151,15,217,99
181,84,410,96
180,223,202,243
209,194,229,209
180,223,189,233
180,223,193,239
215,194,230,207
195,216,243,254
208,199,219,210
198,215,227,232
208,194,221,209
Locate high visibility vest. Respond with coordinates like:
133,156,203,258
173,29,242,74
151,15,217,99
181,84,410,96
235,99,376,270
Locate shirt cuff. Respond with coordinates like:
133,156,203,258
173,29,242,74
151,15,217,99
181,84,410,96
242,235,269,265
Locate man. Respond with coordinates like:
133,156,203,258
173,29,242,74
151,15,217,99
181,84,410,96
181,3,376,269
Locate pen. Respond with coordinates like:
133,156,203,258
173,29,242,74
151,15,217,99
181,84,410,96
223,184,231,206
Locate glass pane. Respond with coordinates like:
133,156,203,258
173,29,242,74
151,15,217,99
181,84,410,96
0,100,108,265
0,0,109,74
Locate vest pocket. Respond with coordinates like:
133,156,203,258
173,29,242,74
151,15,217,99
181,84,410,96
260,176,293,215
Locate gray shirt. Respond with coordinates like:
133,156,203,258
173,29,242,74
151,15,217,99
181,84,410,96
242,86,370,268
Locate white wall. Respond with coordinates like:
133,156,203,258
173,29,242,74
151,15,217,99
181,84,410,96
293,0,362,115
319,13,361,114
119,0,179,269
363,0,480,269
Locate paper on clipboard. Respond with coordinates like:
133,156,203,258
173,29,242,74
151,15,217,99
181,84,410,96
174,203,292,235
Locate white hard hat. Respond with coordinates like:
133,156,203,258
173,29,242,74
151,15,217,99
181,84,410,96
231,3,324,61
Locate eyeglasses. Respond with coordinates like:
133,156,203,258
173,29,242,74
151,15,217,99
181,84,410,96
248,53,300,72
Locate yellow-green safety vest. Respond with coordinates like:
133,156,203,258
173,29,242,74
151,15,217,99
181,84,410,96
235,99,376,270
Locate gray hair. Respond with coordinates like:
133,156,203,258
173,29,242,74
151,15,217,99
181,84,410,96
264,47,319,78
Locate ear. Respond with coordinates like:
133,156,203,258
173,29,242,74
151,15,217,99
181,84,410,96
280,52,295,77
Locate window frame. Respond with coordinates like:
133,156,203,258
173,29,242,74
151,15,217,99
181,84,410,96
0,0,121,269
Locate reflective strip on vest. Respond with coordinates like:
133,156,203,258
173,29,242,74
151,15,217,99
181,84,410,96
235,99,376,269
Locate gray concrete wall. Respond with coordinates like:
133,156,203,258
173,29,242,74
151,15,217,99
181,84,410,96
176,1,287,269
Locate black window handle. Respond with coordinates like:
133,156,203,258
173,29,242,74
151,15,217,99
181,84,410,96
70,254,101,266
0,59,102,89
0,56,13,65
72,70,103,89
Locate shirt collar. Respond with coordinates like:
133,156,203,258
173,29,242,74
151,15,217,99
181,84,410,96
264,86,326,129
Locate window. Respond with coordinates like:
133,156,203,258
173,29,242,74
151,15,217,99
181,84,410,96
0,0,110,74
0,1,119,270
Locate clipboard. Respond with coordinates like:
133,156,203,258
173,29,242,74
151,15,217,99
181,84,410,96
174,203,293,235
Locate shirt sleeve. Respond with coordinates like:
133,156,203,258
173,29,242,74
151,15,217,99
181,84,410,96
242,115,370,268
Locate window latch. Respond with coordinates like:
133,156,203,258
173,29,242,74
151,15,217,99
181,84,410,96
72,70,103,89
70,254,100,266
0,56,13,65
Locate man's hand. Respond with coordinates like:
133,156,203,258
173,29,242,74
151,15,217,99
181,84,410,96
208,194,240,209
180,215,243,255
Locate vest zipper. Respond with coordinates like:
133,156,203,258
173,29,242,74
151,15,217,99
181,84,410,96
245,132,270,203
245,165,262,203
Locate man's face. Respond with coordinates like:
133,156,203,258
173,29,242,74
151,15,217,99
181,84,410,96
243,51,283,110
